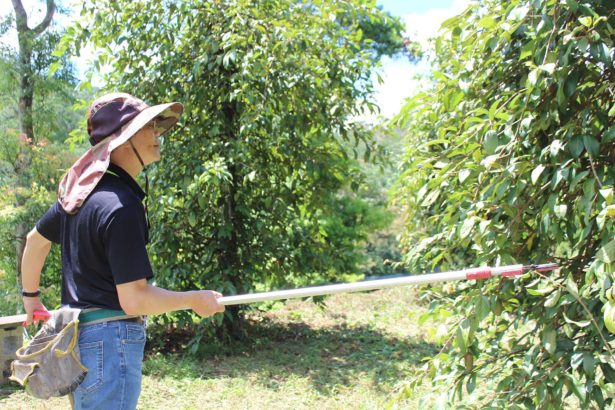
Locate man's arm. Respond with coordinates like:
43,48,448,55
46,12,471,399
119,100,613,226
21,228,51,324
116,279,224,317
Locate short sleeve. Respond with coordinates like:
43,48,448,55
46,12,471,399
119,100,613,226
35,202,62,244
103,204,153,285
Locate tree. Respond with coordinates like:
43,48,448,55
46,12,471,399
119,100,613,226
9,0,55,287
393,0,613,407
11,0,56,143
0,1,88,311
60,0,405,341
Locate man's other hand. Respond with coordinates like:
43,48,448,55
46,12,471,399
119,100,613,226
189,290,225,317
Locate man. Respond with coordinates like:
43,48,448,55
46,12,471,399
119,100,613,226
20,93,224,409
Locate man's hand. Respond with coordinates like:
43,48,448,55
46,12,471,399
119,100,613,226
117,280,225,316
189,290,225,317
23,296,48,326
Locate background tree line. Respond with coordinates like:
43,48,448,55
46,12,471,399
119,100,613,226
5,0,610,406
0,0,92,315
1,0,408,346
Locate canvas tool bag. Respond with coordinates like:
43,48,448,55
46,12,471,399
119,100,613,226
9,307,87,399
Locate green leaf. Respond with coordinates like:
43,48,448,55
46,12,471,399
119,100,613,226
554,204,567,219
583,352,595,376
456,326,467,353
544,289,561,307
527,68,540,87
599,188,613,204
549,140,563,157
556,84,567,107
582,135,600,157
520,43,534,60
597,240,615,263
567,374,587,402
565,0,579,12
542,327,557,354
488,101,500,121
460,217,475,239
418,312,432,325
567,137,584,157
509,6,529,21
484,131,498,154
48,61,61,76
564,73,577,97
477,16,496,28
563,312,591,327
458,169,471,183
475,295,490,321
467,373,476,394
579,16,592,27
571,352,584,370
223,50,237,69
539,63,556,74
566,276,579,297
531,165,545,185
527,287,553,296
422,190,440,207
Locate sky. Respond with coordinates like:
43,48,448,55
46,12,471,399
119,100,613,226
370,0,470,121
1,0,470,122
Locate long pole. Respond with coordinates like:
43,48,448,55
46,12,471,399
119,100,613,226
218,263,557,306
18,263,557,325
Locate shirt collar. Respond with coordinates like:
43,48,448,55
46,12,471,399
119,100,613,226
107,163,146,200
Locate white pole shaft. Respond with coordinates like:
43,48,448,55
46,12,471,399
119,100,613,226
218,264,524,306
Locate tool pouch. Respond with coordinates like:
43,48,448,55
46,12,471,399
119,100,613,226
9,307,87,399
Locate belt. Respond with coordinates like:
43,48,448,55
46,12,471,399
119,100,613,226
79,309,144,325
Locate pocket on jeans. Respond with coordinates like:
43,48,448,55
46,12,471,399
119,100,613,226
124,323,146,344
78,341,104,393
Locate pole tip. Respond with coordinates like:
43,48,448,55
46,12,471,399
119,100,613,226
524,263,558,273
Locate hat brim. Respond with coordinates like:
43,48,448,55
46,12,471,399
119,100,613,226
109,102,184,151
57,101,183,214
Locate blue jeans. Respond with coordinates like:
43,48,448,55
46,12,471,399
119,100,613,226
71,320,146,410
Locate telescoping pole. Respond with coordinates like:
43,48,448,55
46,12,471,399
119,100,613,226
217,263,558,306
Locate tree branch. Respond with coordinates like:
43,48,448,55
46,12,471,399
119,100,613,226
10,0,28,32
31,0,56,36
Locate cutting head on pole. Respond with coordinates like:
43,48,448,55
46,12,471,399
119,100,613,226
523,263,558,273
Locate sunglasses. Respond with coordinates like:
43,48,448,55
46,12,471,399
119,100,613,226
147,115,167,134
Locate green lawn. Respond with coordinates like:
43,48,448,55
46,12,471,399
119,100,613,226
1,287,439,409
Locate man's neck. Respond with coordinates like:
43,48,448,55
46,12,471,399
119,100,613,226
110,159,143,181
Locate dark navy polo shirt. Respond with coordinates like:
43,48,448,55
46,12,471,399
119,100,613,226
36,163,153,310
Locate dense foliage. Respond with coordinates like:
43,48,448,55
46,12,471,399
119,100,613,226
0,6,87,314
60,0,405,340
393,0,614,407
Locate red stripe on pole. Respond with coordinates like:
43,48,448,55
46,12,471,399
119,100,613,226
501,266,524,276
465,267,492,280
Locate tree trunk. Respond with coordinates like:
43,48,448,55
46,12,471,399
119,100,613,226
18,67,35,142
216,101,247,341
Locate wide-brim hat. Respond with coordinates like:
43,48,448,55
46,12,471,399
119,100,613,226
58,93,183,214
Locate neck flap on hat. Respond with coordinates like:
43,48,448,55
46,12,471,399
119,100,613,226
57,138,113,214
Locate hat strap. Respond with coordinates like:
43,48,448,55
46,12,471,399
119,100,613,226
128,140,150,230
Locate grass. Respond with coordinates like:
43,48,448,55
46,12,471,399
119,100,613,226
1,286,440,409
